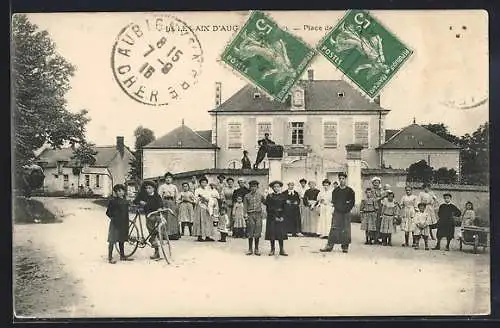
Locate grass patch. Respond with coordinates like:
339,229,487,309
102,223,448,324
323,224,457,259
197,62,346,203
13,197,61,224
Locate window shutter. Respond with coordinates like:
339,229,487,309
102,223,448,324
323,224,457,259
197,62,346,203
285,121,292,145
354,121,369,147
228,122,242,149
324,121,338,148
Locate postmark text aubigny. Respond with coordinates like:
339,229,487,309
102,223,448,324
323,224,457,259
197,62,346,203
317,10,413,99
220,11,316,102
111,15,203,106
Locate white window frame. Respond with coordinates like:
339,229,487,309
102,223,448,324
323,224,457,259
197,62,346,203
323,118,339,148
227,120,243,150
353,119,370,148
290,121,305,146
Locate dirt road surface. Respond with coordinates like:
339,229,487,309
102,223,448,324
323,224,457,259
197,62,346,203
13,197,490,318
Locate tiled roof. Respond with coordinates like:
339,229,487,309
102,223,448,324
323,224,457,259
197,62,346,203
377,124,460,150
195,130,212,143
385,129,400,142
211,80,386,112
36,146,125,168
144,125,218,149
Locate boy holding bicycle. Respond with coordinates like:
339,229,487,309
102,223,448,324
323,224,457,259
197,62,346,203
133,180,164,260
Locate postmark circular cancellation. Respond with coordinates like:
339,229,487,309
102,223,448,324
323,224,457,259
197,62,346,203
111,15,203,106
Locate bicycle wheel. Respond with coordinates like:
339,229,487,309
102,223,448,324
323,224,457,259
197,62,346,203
116,220,140,258
157,222,172,264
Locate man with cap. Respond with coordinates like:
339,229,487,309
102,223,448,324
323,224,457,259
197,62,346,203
265,180,288,256
244,180,266,255
320,172,356,253
158,172,181,240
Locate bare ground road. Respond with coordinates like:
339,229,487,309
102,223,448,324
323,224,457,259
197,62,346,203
13,197,490,318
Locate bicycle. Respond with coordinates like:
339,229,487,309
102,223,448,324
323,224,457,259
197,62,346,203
115,206,175,264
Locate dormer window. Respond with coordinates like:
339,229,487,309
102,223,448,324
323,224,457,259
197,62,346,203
291,88,305,110
337,92,345,98
253,92,261,99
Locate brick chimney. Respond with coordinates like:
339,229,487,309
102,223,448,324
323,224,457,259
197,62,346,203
215,82,222,107
116,136,124,157
307,69,314,81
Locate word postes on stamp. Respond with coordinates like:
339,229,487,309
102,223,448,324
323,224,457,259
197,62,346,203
317,10,413,99
219,11,316,103
111,15,203,106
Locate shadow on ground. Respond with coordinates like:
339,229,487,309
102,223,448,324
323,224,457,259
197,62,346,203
13,197,62,224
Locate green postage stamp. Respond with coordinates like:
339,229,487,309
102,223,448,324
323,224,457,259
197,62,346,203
317,10,413,99
220,11,316,102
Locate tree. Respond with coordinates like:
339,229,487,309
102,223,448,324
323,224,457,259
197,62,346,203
71,142,98,188
407,160,434,183
433,167,458,184
422,123,461,145
459,122,489,185
129,126,156,181
12,14,90,174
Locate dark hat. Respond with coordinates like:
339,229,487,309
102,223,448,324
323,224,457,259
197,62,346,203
226,177,234,182
142,180,157,189
299,178,307,183
443,193,452,198
113,184,126,192
322,179,331,185
338,172,347,178
217,174,226,180
417,202,426,207
269,180,283,188
249,180,259,186
164,172,174,178
198,176,208,183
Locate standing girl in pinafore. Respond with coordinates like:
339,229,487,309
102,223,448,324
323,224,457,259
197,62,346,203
418,183,438,240
400,185,418,247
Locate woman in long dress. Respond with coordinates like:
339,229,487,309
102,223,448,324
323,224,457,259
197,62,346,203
418,183,438,240
192,176,215,242
301,181,320,236
317,179,333,239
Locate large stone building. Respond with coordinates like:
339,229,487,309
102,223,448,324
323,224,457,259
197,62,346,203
143,70,391,183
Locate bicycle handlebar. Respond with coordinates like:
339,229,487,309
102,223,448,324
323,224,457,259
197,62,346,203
146,208,176,219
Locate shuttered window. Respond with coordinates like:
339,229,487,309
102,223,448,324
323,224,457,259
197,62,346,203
354,121,369,147
323,121,338,148
257,122,272,142
227,122,242,149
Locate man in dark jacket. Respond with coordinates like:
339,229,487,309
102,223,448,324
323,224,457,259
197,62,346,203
320,172,356,253
254,133,275,169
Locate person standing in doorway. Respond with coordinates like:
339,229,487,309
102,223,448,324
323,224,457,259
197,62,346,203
282,182,301,237
320,172,355,253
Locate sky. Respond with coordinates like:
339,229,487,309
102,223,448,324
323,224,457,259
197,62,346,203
25,10,489,150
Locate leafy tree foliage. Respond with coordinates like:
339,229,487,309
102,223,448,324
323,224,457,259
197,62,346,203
129,126,156,181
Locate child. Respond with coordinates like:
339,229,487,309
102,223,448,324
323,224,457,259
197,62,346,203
418,183,438,240
178,182,195,236
413,202,431,250
232,196,246,238
106,184,133,263
433,193,462,251
244,180,266,255
360,188,378,245
400,186,418,247
133,180,164,259
459,201,476,239
217,207,229,242
379,191,399,246
265,180,288,256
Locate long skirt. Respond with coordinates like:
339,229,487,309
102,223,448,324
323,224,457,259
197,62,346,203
327,211,351,245
302,206,320,234
436,217,455,239
192,204,214,239
317,204,332,237
401,207,415,232
107,220,128,243
283,204,301,234
164,198,180,238
178,202,194,223
380,215,396,234
365,212,378,232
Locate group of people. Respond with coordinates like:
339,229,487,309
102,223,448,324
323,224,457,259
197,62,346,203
359,177,477,251
104,171,478,263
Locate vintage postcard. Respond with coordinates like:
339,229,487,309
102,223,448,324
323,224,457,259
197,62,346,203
12,10,490,318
